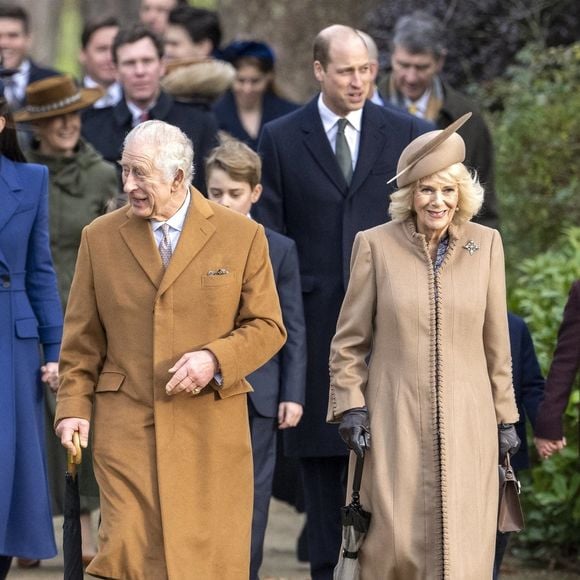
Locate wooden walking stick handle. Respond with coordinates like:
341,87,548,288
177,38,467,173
67,431,82,477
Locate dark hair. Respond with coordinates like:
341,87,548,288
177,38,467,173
168,6,221,50
312,32,331,69
81,15,120,49
222,41,275,73
0,97,26,162
0,3,29,33
112,24,164,64
392,11,447,58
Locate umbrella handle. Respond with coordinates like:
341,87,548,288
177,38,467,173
351,453,365,504
67,432,82,477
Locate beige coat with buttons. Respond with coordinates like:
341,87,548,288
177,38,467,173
328,219,518,580
56,189,286,580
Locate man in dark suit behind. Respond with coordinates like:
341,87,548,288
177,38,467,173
82,24,217,193
0,4,59,109
254,24,428,580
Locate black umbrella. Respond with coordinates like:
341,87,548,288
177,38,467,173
333,453,371,580
63,432,83,580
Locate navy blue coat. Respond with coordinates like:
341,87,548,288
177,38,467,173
0,157,62,558
213,90,299,151
247,227,306,417
508,313,545,471
254,98,427,456
81,90,218,193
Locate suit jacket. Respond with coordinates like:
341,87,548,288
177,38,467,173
247,227,306,417
55,189,286,578
28,60,60,86
508,312,545,470
213,90,299,151
81,91,218,193
535,280,580,440
0,156,62,558
254,97,426,456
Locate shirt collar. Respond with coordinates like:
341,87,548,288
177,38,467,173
405,87,432,116
150,190,190,232
317,93,363,134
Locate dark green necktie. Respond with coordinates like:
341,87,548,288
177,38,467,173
335,118,353,185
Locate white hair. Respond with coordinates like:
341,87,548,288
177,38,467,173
123,120,194,186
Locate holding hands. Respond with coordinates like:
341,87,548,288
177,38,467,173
534,436,566,459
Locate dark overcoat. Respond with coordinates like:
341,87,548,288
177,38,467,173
0,157,62,559
254,98,426,456
81,91,218,193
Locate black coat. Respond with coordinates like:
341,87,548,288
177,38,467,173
508,312,545,470
213,90,299,151
81,91,218,193
254,97,427,456
247,227,306,417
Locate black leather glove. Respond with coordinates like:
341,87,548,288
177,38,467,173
338,407,371,458
498,424,521,462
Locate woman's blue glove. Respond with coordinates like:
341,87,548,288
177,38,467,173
338,407,371,458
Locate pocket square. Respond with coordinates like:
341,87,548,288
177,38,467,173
207,268,229,276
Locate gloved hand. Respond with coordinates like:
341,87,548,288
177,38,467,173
498,424,521,462
338,407,371,458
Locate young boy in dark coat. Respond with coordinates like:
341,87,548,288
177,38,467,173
205,135,307,580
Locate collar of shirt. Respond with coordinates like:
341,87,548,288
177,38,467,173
150,190,191,249
5,59,30,106
317,93,363,166
127,99,154,126
83,76,122,108
404,87,432,119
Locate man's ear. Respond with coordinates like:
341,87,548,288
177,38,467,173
435,51,447,74
313,60,324,83
172,168,185,191
251,183,262,204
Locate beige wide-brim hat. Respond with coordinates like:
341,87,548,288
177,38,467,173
388,112,472,188
14,75,103,122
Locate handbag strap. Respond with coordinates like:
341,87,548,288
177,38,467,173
351,453,365,504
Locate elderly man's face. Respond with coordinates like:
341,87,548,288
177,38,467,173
314,34,372,117
391,46,442,102
120,141,185,221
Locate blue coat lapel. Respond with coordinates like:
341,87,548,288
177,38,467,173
0,156,23,235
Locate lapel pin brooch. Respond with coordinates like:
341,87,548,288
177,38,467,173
207,268,229,276
463,240,480,255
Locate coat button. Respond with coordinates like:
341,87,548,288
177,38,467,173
1,275,10,288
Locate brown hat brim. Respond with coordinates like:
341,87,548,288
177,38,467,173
388,112,472,186
14,87,104,123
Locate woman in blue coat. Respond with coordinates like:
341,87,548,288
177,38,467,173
0,88,63,577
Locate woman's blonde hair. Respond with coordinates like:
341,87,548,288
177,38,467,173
388,162,484,224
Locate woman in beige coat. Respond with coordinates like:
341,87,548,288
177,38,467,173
327,114,520,579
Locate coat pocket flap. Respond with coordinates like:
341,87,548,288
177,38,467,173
216,379,253,399
15,318,39,339
95,372,126,392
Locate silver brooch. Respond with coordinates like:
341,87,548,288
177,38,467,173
463,240,480,255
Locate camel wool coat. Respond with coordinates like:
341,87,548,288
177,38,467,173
55,189,286,580
328,219,519,580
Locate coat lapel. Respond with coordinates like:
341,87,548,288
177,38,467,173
348,103,387,198
119,209,163,289
301,98,347,196
0,156,23,235
157,189,216,298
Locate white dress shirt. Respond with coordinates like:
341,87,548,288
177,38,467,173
317,93,363,171
3,59,30,108
127,100,153,127
83,76,122,109
404,88,431,119
149,190,190,250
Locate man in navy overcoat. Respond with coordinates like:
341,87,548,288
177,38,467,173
254,24,428,579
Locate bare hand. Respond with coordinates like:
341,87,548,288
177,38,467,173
278,402,303,429
165,350,218,396
55,418,90,455
534,436,566,459
41,362,59,393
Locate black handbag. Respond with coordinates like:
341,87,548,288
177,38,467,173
498,452,524,533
